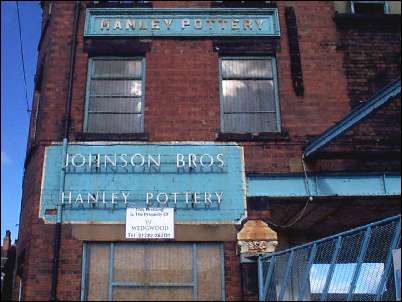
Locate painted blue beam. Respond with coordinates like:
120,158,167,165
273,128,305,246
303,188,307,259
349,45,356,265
247,174,401,198
303,79,401,159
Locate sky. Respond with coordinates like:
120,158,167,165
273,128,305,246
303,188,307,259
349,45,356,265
310,263,384,294
1,1,42,241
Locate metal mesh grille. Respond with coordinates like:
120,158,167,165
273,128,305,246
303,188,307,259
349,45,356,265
258,215,401,301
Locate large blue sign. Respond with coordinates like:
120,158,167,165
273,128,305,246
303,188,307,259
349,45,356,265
84,8,280,37
40,143,246,224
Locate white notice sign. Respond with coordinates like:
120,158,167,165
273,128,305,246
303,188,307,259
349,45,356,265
126,208,174,239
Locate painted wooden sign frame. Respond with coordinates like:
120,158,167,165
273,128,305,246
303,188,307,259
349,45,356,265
39,142,247,224
84,8,280,37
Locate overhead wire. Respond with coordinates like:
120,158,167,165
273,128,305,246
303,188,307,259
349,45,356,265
15,1,31,115
263,154,313,229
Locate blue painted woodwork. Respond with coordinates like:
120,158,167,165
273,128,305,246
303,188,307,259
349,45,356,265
247,174,401,197
84,8,280,37
40,143,246,223
303,79,401,159
81,242,225,301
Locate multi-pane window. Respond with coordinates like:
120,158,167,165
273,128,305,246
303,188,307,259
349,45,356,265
350,1,389,15
220,57,281,133
27,90,41,145
85,58,144,133
81,242,225,301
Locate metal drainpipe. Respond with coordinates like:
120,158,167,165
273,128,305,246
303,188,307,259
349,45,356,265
50,2,80,300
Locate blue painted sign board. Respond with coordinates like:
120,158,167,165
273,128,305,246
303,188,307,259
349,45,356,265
84,8,280,37
40,143,246,224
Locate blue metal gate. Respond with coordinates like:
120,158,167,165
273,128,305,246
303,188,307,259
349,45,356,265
258,215,401,301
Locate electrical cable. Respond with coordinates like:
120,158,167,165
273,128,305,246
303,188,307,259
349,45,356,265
264,154,313,229
16,1,31,114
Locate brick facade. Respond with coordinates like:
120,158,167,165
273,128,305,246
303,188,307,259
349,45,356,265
336,15,401,107
15,1,400,301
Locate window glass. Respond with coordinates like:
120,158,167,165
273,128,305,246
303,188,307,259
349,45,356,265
222,80,276,112
85,58,144,133
92,60,142,78
87,114,142,134
351,1,388,15
220,58,280,133
222,59,273,78
224,112,278,133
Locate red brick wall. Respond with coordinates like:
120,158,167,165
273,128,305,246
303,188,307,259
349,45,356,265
17,1,399,301
312,14,401,171
336,19,401,107
224,242,242,301
56,226,83,301
315,96,401,172
17,2,77,300
241,1,350,173
145,39,220,141
35,2,76,143
16,145,55,301
32,1,353,173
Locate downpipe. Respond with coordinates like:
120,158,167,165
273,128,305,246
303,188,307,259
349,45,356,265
50,1,80,300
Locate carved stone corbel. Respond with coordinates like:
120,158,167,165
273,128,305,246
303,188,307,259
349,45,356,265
237,220,278,256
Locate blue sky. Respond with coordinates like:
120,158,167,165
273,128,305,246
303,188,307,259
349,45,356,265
1,1,41,241
310,263,384,294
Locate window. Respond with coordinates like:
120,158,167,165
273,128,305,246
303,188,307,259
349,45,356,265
220,57,281,133
81,242,225,301
350,1,389,15
48,2,53,16
26,90,41,148
84,58,145,133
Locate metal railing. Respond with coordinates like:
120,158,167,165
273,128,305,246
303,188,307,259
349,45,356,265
258,215,401,301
